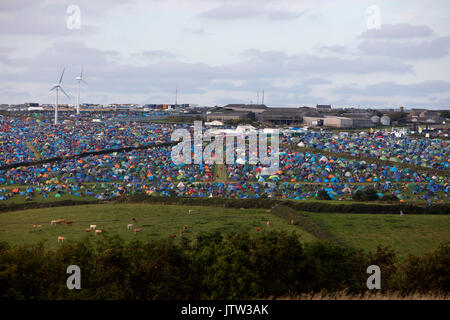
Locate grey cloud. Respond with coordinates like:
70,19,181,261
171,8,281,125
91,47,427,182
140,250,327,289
199,5,264,20
199,4,305,21
0,41,413,98
286,54,412,74
241,49,411,75
209,79,311,95
266,9,307,21
333,81,450,97
0,0,38,12
142,50,178,60
316,45,347,54
183,28,212,36
0,6,97,35
0,41,424,106
359,24,434,39
358,36,450,60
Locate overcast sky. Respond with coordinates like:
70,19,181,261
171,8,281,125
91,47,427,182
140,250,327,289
1,0,450,109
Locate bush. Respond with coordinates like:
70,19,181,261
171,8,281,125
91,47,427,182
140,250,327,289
353,188,379,201
316,190,331,200
379,194,399,202
0,234,448,299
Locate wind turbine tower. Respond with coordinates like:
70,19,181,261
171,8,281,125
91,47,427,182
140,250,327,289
75,67,88,114
50,68,70,125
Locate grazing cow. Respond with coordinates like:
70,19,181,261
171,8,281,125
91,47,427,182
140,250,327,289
290,219,295,225
58,236,66,243
256,227,261,232
188,210,194,215
85,228,91,232
90,225,96,230
133,228,143,235
95,229,103,235
266,221,270,227
130,217,137,222
183,225,188,230
33,224,42,228
127,223,134,230
169,234,176,239
51,219,65,225
65,220,72,226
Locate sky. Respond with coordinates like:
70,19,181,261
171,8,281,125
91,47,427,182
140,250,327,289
0,0,450,109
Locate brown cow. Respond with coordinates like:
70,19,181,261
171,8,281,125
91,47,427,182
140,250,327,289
65,220,73,226
51,219,65,225
95,229,103,235
57,236,66,243
183,225,188,230
266,221,270,227
256,227,261,232
85,228,91,232
133,228,143,235
169,234,176,239
130,217,137,222
290,219,295,225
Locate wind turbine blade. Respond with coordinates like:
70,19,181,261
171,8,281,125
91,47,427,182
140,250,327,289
80,66,84,78
50,86,57,92
59,67,65,84
59,87,70,99
81,79,88,85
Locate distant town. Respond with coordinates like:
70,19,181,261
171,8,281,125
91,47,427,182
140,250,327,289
1,102,448,136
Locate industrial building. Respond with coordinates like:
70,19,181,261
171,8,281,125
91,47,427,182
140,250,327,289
303,115,375,128
257,108,304,124
206,110,255,121
316,104,332,112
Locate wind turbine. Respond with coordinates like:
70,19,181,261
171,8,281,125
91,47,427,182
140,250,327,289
50,68,70,125
75,67,88,114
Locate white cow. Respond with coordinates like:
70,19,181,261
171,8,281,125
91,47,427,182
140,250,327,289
127,223,133,230
90,225,97,230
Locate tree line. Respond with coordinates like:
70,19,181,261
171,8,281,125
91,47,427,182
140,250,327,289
0,231,448,299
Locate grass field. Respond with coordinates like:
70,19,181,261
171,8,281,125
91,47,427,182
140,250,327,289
306,212,450,259
0,203,448,258
0,203,316,250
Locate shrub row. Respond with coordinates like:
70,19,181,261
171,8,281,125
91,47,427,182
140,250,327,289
0,200,100,214
0,193,447,215
117,194,450,215
0,232,448,299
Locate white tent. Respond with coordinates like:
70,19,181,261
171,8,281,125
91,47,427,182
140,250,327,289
177,182,185,190
236,124,256,132
205,120,223,126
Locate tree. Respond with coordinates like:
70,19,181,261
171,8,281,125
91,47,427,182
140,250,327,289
317,189,331,200
388,112,407,122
